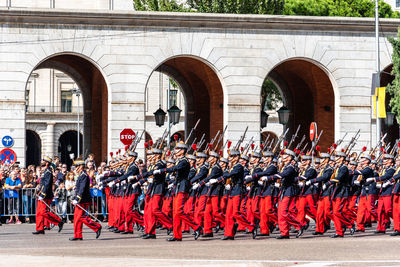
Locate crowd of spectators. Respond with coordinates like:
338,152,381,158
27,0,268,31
0,154,109,225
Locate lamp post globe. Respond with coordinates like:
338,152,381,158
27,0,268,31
168,105,182,125
277,106,290,125
154,106,167,127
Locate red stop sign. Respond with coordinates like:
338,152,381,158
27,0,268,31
120,129,136,146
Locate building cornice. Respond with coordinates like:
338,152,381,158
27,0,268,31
0,8,399,33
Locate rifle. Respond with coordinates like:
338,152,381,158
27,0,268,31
295,135,306,152
369,132,387,157
243,136,255,155
188,137,197,153
307,130,323,155
185,119,201,144
130,130,144,151
262,133,270,151
197,133,206,151
206,130,221,153
344,129,361,154
268,138,275,151
272,128,289,153
287,125,301,149
234,126,248,151
215,125,228,151
157,128,168,149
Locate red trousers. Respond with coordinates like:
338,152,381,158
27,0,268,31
108,196,116,227
73,203,101,238
183,196,196,231
315,196,333,233
105,189,112,227
376,195,392,232
259,196,276,235
143,195,151,233
296,195,317,225
224,195,254,237
367,194,378,223
36,199,61,231
162,196,173,218
356,195,368,231
204,196,225,234
332,197,353,235
237,196,248,231
124,193,143,232
251,196,261,224
147,195,173,235
220,195,228,214
347,195,358,224
277,196,303,236
194,195,207,226
116,196,126,231
173,193,199,239
393,194,400,232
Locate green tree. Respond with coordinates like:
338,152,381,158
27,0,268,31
387,30,400,121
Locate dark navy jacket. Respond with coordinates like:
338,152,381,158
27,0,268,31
391,167,400,194
200,163,223,196
325,164,350,199
376,166,396,196
190,164,209,196
161,157,190,194
266,163,299,197
75,171,92,203
311,165,334,197
297,166,317,196
38,167,54,200
223,163,244,197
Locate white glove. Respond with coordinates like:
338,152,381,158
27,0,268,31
306,180,311,186
103,171,110,176
314,183,319,187
98,185,104,190
38,196,43,201
225,184,231,191
246,186,251,191
108,181,115,187
168,183,174,189
261,176,268,182
383,181,391,188
322,184,327,191
132,182,140,189
209,179,217,185
298,182,304,188
205,182,211,186
245,175,252,180
72,200,78,205
116,183,120,188
192,183,200,190
354,180,361,186
274,182,280,188
376,183,382,189
127,175,136,182
147,178,153,184
153,169,161,175
170,176,176,181
299,176,307,180
258,180,264,186
366,177,375,183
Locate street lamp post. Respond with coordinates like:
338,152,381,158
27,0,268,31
70,88,81,158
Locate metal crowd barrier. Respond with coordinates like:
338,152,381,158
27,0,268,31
0,188,108,222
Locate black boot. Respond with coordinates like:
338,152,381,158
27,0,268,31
167,237,182,242
58,221,64,233
69,237,83,241
330,234,343,238
32,230,45,235
96,226,102,239
142,234,156,239
221,236,234,240
390,230,400,236
202,233,214,238
194,227,202,240
276,235,289,239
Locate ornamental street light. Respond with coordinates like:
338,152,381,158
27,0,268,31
386,111,395,127
277,106,290,125
168,105,182,125
154,105,166,127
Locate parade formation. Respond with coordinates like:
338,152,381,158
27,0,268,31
23,121,400,242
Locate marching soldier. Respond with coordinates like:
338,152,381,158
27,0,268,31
69,160,102,241
32,156,64,235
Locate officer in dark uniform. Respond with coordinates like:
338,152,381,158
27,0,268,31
33,156,63,235
69,160,102,241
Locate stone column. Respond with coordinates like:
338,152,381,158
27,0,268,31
46,122,56,158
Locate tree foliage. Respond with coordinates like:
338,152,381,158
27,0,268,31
387,31,400,121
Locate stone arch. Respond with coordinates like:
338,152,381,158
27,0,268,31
263,57,338,150
25,129,42,166
25,52,109,164
145,55,225,144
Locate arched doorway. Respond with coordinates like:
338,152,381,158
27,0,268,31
263,58,336,150
59,130,83,167
26,54,108,164
147,56,224,144
26,130,41,166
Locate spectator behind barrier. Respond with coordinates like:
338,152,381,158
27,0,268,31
4,171,22,224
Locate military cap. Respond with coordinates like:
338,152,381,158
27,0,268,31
263,151,274,157
175,142,188,150
252,151,262,158
383,154,394,160
187,154,196,161
152,148,162,155
259,159,264,164
360,153,372,161
209,151,220,158
241,154,249,161
314,158,321,164
336,151,346,157
166,159,175,164
302,155,312,161
42,156,52,163
320,153,330,159
284,149,296,158
273,158,278,163
196,152,208,159
220,157,229,164
371,159,377,164
345,157,350,162
350,160,357,166
146,150,153,156
128,151,138,157
74,160,85,166
229,150,240,156
330,156,336,161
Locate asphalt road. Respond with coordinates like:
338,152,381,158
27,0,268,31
1,222,400,266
